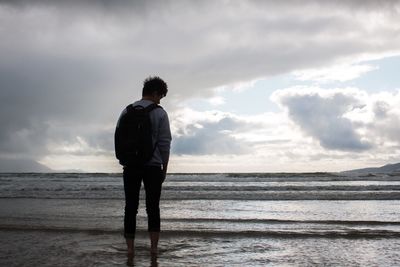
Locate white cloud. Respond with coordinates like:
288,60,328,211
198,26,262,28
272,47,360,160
293,63,378,83
208,96,226,106
170,108,255,155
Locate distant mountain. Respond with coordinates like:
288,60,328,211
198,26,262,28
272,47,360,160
343,162,400,174
0,158,53,173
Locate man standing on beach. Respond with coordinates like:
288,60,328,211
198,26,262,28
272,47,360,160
115,76,172,257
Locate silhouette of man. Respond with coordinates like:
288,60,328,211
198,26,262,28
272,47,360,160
115,76,171,258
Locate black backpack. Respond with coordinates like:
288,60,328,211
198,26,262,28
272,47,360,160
114,103,160,166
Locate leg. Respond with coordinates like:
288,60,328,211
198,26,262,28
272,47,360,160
123,167,143,255
126,239,134,266
143,166,163,254
149,231,159,254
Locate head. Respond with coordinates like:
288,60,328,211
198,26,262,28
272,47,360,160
142,76,168,104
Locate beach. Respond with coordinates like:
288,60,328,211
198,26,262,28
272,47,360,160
2,228,400,266
0,173,400,266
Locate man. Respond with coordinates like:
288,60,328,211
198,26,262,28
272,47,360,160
115,76,172,257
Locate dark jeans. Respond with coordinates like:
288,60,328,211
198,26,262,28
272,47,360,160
123,165,163,239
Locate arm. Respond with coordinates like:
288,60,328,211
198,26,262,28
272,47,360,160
162,164,168,183
158,111,172,182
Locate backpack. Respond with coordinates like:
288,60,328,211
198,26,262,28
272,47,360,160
114,103,161,166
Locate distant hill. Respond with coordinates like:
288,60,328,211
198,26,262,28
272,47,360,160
0,158,52,173
343,162,400,174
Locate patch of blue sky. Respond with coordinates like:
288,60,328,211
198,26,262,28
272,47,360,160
339,55,400,93
187,74,305,115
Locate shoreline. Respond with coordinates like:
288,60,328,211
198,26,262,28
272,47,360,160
1,228,400,267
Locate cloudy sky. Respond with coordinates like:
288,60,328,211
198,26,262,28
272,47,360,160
1,0,400,172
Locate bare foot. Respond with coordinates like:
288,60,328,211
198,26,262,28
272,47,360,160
126,238,134,249
126,253,134,266
149,232,159,255
126,240,134,266
151,253,159,267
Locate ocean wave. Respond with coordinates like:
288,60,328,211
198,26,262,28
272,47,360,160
12,184,400,193
162,218,400,226
2,190,400,200
168,176,400,182
2,173,400,200
162,185,400,191
1,225,399,238
227,172,338,178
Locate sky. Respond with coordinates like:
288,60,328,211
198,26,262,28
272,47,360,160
1,0,400,173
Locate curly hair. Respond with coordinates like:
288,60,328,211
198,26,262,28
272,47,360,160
142,76,168,97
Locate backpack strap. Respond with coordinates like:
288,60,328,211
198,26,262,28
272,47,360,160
143,103,162,157
126,103,161,113
144,103,161,112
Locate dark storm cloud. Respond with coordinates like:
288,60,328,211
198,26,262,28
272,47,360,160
273,89,372,151
0,52,118,159
368,99,400,144
0,0,399,168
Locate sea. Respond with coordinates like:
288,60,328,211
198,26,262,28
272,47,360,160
0,172,399,266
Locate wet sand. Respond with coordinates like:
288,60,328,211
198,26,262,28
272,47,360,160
1,228,400,266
